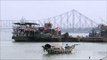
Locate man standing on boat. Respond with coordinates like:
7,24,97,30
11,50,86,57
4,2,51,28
65,44,70,49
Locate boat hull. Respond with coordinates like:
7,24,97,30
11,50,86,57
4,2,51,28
12,36,79,42
47,49,72,54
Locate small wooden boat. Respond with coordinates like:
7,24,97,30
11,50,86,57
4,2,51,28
42,44,78,54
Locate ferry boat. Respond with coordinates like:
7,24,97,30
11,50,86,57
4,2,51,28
12,19,78,42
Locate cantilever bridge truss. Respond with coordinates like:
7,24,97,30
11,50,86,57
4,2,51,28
0,9,98,32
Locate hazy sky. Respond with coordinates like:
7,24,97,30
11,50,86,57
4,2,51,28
1,1,107,24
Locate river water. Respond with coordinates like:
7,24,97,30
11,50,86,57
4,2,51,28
0,29,107,60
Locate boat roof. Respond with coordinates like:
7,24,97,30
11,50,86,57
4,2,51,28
14,22,39,25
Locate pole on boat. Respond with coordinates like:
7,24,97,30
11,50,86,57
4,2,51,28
89,56,90,59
